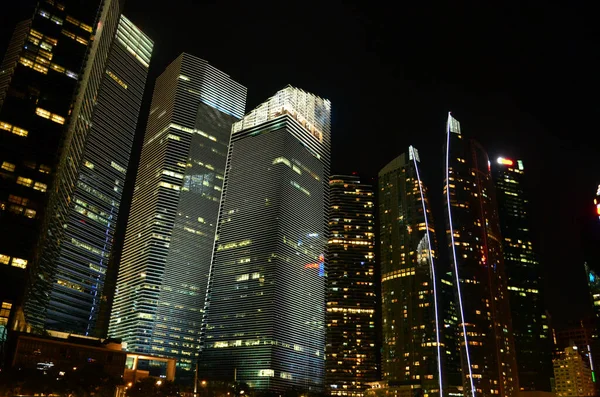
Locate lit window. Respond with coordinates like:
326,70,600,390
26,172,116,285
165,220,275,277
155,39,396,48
50,63,65,73
0,255,9,265
56,3,65,10
65,15,80,26
75,36,88,45
106,70,127,89
39,164,51,174
0,121,12,131
18,57,34,69
1,162,15,172
33,182,47,192
36,108,51,119
50,114,65,124
51,16,63,25
12,258,27,269
38,9,50,18
29,29,43,39
43,36,57,46
8,195,28,206
16,177,33,187
13,126,28,137
84,161,94,169
25,209,36,219
80,23,92,33
33,63,49,74
40,41,53,51
111,161,126,173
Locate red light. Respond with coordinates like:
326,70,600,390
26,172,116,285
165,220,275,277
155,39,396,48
596,204,600,215
497,157,514,166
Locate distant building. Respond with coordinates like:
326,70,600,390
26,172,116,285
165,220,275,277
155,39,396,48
200,86,331,393
492,156,552,391
378,147,443,395
555,321,598,390
326,175,377,396
553,345,594,397
108,54,246,373
443,113,518,396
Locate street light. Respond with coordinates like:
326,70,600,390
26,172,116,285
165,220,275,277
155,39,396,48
201,380,207,386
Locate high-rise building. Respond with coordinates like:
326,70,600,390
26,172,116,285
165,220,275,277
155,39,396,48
0,0,105,332
492,156,552,391
378,147,444,395
443,113,518,396
108,54,246,373
200,86,331,393
553,345,595,397
21,12,153,335
326,175,377,396
555,320,599,390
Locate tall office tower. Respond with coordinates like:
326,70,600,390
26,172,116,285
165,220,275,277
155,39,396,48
585,264,600,319
24,13,153,335
443,113,518,397
378,147,444,395
200,86,331,392
108,54,246,373
0,0,109,328
553,345,595,397
492,156,552,391
326,175,377,396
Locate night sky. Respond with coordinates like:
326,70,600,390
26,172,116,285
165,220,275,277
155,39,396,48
1,1,599,328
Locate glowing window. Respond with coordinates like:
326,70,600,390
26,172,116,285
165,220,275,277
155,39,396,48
36,108,51,119
39,164,51,174
13,126,28,137
16,177,33,187
50,63,65,73
61,29,76,40
33,182,47,192
25,209,36,218
12,258,27,269
0,255,9,265
1,162,15,172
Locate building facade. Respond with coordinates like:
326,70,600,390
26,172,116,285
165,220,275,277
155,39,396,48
24,12,153,335
0,0,106,333
378,147,444,395
553,346,595,397
108,54,246,373
492,156,552,391
200,86,331,393
443,113,518,396
326,175,377,396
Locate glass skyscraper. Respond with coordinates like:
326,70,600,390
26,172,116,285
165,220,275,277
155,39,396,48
108,54,246,373
23,10,153,334
200,86,331,393
443,113,518,396
326,175,377,396
0,0,104,330
378,147,444,395
492,156,552,391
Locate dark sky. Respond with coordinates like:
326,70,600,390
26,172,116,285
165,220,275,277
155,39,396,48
2,1,599,328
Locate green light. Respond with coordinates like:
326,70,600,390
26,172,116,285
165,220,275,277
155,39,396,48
593,371,596,383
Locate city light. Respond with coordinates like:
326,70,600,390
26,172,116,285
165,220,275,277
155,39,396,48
496,157,514,166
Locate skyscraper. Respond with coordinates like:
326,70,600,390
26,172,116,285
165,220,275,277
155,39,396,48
108,54,246,373
443,113,518,396
378,147,443,395
326,175,377,396
23,11,153,335
492,156,552,391
0,0,104,330
200,86,331,392
553,345,595,397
